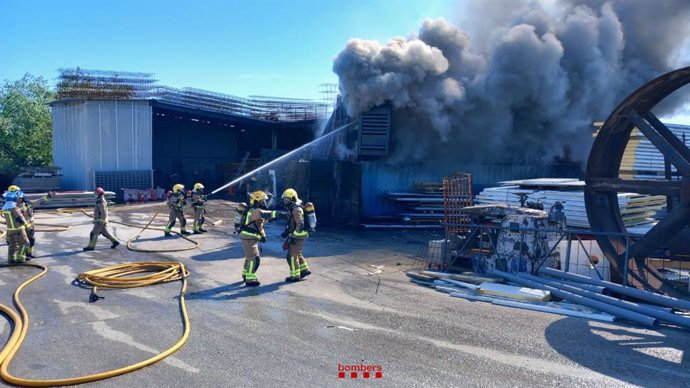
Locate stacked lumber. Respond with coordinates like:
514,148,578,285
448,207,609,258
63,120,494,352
12,166,62,193
21,191,116,209
377,179,470,227
618,124,690,179
475,178,665,229
222,159,261,183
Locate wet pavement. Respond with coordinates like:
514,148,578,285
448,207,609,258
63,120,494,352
1,200,690,387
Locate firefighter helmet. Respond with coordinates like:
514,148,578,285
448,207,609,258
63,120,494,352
7,185,20,192
95,187,105,196
249,191,268,207
281,188,299,203
173,184,185,193
194,183,204,191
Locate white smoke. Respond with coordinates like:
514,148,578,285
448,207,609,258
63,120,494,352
332,0,690,163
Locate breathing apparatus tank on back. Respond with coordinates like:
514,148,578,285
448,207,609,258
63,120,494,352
303,202,317,232
234,202,248,234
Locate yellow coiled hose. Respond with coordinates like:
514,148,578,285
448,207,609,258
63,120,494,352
0,261,190,386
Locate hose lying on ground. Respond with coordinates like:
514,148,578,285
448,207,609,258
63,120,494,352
126,212,199,253
0,261,190,387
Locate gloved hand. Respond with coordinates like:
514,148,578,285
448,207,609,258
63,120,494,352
47,191,56,198
280,231,288,238
260,236,266,243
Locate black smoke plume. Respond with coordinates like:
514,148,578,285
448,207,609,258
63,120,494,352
332,0,690,164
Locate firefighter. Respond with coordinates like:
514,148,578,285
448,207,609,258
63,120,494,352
16,188,54,258
281,188,311,282
239,191,279,287
164,184,190,237
191,182,207,234
2,190,30,263
83,187,120,251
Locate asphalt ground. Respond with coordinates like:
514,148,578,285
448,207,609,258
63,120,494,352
1,200,690,387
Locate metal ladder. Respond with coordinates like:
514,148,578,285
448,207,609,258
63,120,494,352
234,151,251,178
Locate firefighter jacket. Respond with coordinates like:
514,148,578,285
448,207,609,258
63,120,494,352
93,196,110,224
20,195,50,226
239,207,278,240
168,192,186,211
191,192,206,209
2,203,27,233
285,204,309,240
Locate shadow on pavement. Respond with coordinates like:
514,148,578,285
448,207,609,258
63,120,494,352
185,280,294,301
546,317,690,385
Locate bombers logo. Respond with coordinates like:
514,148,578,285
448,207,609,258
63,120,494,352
337,363,383,379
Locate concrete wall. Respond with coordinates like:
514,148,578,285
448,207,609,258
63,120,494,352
52,100,153,190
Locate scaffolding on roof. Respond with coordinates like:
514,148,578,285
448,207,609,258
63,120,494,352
57,68,158,99
55,67,332,122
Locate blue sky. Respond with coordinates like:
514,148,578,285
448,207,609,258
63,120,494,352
0,0,454,100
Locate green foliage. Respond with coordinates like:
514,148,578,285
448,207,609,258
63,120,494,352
0,74,55,176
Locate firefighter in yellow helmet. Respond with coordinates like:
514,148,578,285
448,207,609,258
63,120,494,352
191,183,208,234
164,183,190,237
239,190,279,287
281,188,312,282
15,187,54,258
83,187,120,251
2,190,30,263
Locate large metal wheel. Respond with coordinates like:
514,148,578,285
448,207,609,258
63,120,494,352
585,66,690,296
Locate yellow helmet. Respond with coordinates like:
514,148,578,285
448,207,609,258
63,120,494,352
194,183,204,191
7,185,20,192
281,188,299,202
249,191,268,207
173,184,185,193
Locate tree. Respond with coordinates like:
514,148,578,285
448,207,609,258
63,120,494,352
0,74,55,179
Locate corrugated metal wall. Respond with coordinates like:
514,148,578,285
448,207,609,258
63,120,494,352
360,161,582,217
52,100,153,190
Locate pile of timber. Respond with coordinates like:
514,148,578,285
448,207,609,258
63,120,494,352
363,181,468,228
619,124,690,179
12,166,62,193
20,191,117,209
407,268,690,329
222,159,261,183
475,178,665,228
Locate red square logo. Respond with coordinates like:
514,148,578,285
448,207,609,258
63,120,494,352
363,372,371,379
351,372,357,379
338,372,345,379
375,371,383,379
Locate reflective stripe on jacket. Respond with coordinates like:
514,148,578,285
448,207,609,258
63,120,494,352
2,208,27,231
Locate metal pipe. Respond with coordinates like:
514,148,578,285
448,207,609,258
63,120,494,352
547,278,607,294
518,273,690,329
490,299,616,323
540,267,690,312
491,270,659,328
565,233,572,272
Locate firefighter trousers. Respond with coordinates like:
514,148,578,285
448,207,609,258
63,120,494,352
6,229,30,263
241,237,261,282
87,222,117,248
286,238,308,279
165,209,187,232
193,207,205,231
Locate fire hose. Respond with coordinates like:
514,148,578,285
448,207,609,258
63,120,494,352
0,261,190,386
126,212,199,253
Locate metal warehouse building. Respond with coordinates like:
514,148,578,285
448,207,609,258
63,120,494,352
50,69,329,195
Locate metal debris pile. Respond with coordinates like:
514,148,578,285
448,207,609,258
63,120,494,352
407,268,690,329
475,178,666,228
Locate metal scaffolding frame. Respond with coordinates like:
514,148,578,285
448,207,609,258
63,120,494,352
56,67,334,122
